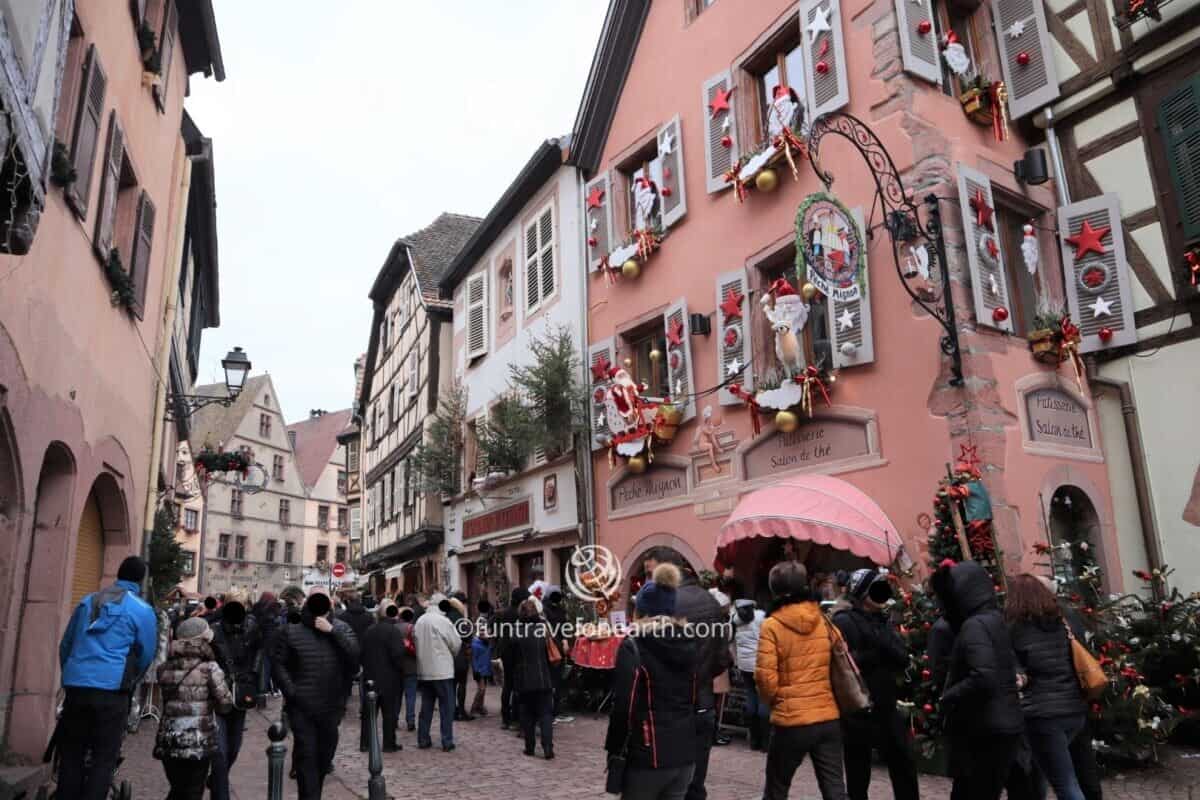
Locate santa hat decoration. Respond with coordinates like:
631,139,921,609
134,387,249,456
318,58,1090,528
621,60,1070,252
941,31,971,76
764,277,798,299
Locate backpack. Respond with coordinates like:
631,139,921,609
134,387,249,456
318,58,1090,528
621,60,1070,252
403,624,416,657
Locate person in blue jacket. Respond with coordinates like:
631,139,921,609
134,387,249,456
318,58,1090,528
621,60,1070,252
56,555,158,799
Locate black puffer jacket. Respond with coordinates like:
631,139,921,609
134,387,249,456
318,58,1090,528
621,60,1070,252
937,561,1023,737
673,577,731,710
833,606,907,711
605,618,700,770
1009,614,1087,719
210,608,262,705
337,602,374,641
513,624,554,693
361,618,406,698
271,610,360,715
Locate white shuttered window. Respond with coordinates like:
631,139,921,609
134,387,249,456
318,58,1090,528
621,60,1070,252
525,202,556,313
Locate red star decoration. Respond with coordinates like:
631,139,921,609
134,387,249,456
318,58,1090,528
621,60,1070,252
590,354,611,383
958,443,980,469
666,318,685,348
985,236,999,259
1064,219,1110,261
970,188,994,231
708,86,735,117
719,287,744,320
586,185,606,210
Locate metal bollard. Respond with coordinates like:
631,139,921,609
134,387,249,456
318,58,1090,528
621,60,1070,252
266,719,288,800
365,680,387,800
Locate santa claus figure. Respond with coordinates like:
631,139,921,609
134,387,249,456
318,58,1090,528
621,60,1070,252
941,31,971,77
768,84,803,139
760,278,809,376
603,366,646,438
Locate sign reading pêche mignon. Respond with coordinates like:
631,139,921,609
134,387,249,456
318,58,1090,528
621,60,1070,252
743,418,870,480
611,465,689,511
1025,388,1092,449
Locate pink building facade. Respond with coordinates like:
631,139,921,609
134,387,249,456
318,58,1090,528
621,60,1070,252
0,0,223,758
573,0,1138,599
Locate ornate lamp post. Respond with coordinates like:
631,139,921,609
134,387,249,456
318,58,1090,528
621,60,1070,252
165,346,252,421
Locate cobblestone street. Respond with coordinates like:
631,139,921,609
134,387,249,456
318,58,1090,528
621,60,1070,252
116,693,1200,800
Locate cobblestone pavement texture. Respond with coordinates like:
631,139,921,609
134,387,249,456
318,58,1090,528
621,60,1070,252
118,693,1200,799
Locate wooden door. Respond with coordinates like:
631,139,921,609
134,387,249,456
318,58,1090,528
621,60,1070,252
72,491,104,607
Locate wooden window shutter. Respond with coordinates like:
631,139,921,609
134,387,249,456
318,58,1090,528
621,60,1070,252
525,217,540,310
93,112,124,261
588,338,614,451
715,270,753,405
466,271,489,358
703,71,739,194
68,45,106,217
585,172,613,271
129,191,156,319
1057,194,1136,352
894,0,941,85
154,0,177,109
828,207,876,367
800,0,851,120
992,0,1059,120
657,116,687,227
539,204,555,303
408,353,418,396
956,163,1015,332
663,299,697,422
1158,76,1200,244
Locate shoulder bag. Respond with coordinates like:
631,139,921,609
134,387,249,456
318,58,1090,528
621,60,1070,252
606,638,640,795
1064,620,1107,700
824,617,872,715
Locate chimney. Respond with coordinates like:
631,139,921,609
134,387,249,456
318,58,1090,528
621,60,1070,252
310,409,326,418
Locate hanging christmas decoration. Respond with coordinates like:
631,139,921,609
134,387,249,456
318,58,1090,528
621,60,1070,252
621,259,640,280
755,168,779,192
760,278,809,378
723,327,742,351
719,286,745,320
1089,295,1114,318
1016,51,1031,66
626,455,647,474
1186,248,1200,289
1021,223,1039,275
992,306,1010,324
1007,19,1026,37
816,60,830,75
1065,218,1111,260
978,230,1001,268
807,4,833,40
991,81,1010,142
969,187,995,230
917,19,932,34
1098,326,1114,343
708,85,735,116
941,31,972,76
774,409,799,433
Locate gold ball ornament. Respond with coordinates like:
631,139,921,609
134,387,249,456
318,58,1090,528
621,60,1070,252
621,259,641,279
648,348,663,363
775,410,799,433
626,455,648,474
755,168,779,193
623,357,634,369
801,282,818,302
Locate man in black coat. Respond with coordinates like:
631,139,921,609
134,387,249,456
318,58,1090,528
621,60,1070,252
272,591,360,800
360,602,406,752
209,592,263,800
834,569,918,800
642,548,732,800
495,587,530,729
933,561,1024,800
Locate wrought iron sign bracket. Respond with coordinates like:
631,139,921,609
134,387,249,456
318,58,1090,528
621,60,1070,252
164,393,236,422
806,112,964,386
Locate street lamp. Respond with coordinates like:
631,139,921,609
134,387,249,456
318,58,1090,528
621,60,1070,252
165,346,253,421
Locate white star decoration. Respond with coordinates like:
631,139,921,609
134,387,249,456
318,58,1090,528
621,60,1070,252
726,358,741,377
807,5,832,41
837,308,856,331
1007,20,1026,39
596,413,606,428
1090,296,1114,318
721,114,732,132
675,380,683,397
659,130,675,155
989,274,999,295
589,216,598,232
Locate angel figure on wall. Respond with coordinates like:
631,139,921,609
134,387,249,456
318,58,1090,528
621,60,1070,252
692,405,729,474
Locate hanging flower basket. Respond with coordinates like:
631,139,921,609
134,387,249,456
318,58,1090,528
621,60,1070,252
194,448,252,479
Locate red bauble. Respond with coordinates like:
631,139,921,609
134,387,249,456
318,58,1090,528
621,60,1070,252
816,61,830,75
1098,326,1114,343
661,187,673,197
917,19,932,34
922,622,932,631
992,306,1010,323
922,704,934,714
663,166,672,179
587,237,598,248
921,669,932,680
1017,51,1031,66
720,135,733,148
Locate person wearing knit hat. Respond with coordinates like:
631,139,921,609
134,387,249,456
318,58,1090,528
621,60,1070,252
360,599,407,752
208,589,262,800
606,563,700,797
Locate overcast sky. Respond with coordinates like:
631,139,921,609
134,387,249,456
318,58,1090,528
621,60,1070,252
188,1,608,424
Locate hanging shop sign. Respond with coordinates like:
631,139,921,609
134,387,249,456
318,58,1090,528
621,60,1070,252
796,192,867,303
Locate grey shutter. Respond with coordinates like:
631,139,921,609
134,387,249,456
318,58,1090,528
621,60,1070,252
67,44,105,217
1058,194,1137,352
664,299,697,422
657,115,687,227
467,271,488,358
154,0,177,109
130,190,155,319
585,172,613,271
992,0,1059,120
525,217,540,310
1158,77,1200,242
895,0,941,85
589,338,614,450
715,270,753,405
702,71,738,194
93,112,123,261
956,163,1014,332
800,0,851,120
829,208,876,367
539,204,555,302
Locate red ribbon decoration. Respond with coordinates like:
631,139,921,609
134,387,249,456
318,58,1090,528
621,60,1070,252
724,163,747,203
728,383,762,435
772,127,807,181
793,365,832,417
634,228,660,262
1059,316,1085,392
990,81,1010,143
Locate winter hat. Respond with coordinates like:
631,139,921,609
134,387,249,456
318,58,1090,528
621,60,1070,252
376,599,395,621
847,569,878,602
117,556,147,583
176,616,213,642
636,563,681,617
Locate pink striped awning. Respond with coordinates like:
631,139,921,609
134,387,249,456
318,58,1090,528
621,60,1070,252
718,475,907,568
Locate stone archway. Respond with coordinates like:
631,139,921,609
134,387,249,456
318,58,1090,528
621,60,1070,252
1047,485,1103,596
620,532,706,600
0,406,22,743
88,471,130,587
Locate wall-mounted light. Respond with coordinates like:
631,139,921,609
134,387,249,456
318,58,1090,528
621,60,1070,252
165,347,253,421
1013,148,1049,186
689,313,711,336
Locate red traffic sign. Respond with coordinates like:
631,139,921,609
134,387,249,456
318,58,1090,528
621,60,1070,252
331,562,347,579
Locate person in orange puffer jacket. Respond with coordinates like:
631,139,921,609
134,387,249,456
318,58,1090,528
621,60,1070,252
755,561,849,800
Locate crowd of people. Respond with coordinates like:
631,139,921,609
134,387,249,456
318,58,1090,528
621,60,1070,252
53,552,1103,800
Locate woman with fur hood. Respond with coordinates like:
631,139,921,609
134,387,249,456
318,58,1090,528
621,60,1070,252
604,563,700,800
154,616,235,799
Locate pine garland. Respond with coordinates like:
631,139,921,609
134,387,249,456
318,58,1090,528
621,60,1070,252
104,249,137,310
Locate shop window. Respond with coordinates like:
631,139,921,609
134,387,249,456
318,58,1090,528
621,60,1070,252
621,318,670,398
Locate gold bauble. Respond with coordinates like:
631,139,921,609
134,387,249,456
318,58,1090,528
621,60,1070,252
801,282,818,302
623,357,634,369
755,168,779,193
775,410,799,433
626,455,648,474
648,348,663,363
621,259,641,279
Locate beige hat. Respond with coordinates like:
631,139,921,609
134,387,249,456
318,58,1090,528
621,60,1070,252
376,599,396,621
176,616,213,642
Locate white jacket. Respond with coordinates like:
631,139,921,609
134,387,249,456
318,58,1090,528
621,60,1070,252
731,602,765,673
414,606,461,681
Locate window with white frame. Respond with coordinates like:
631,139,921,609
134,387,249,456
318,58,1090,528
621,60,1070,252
524,203,556,313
